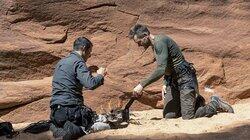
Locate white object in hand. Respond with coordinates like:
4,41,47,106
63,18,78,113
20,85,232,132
97,67,106,76
133,84,143,93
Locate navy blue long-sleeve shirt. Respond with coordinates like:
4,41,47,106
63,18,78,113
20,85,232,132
50,51,104,107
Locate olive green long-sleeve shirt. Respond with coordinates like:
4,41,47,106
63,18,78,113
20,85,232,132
140,35,185,88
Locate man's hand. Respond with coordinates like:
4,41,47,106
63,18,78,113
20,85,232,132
133,84,143,98
161,85,167,101
89,65,99,73
97,67,107,76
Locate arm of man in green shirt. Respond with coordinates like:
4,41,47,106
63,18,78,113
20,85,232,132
140,41,169,88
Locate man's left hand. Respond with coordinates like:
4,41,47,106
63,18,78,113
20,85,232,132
133,84,143,98
97,67,107,76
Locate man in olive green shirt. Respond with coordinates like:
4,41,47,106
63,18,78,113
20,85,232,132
129,24,234,119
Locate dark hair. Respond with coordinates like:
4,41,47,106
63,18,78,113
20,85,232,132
73,37,93,51
128,24,150,39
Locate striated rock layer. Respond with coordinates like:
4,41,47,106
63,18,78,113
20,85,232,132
0,0,249,123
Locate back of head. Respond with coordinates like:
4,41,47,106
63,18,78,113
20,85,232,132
128,24,150,39
73,37,93,51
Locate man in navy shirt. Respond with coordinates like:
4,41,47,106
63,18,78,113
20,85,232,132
50,37,108,139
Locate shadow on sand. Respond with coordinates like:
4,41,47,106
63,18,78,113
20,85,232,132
1,122,249,140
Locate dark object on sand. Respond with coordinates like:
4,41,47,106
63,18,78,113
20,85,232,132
0,122,19,138
122,97,136,122
23,120,51,134
106,97,136,128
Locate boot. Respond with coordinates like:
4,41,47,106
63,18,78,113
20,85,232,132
165,112,178,119
50,123,67,138
211,96,234,113
63,121,86,140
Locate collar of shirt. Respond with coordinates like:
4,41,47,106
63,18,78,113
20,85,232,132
71,51,85,61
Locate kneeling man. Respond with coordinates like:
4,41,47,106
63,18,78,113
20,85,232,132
50,37,109,139
129,24,234,120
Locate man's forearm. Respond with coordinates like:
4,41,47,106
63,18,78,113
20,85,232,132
140,66,166,88
88,74,104,90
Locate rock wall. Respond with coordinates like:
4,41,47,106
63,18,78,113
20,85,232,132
0,0,249,123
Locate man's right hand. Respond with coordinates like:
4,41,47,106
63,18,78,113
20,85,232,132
132,84,143,98
97,67,107,76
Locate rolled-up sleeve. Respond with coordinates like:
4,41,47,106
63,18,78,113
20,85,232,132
75,61,104,90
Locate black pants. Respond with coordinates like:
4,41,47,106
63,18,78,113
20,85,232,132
50,105,95,139
163,62,217,119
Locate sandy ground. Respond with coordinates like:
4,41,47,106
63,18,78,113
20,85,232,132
84,100,250,139
0,1,249,140
1,99,250,140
